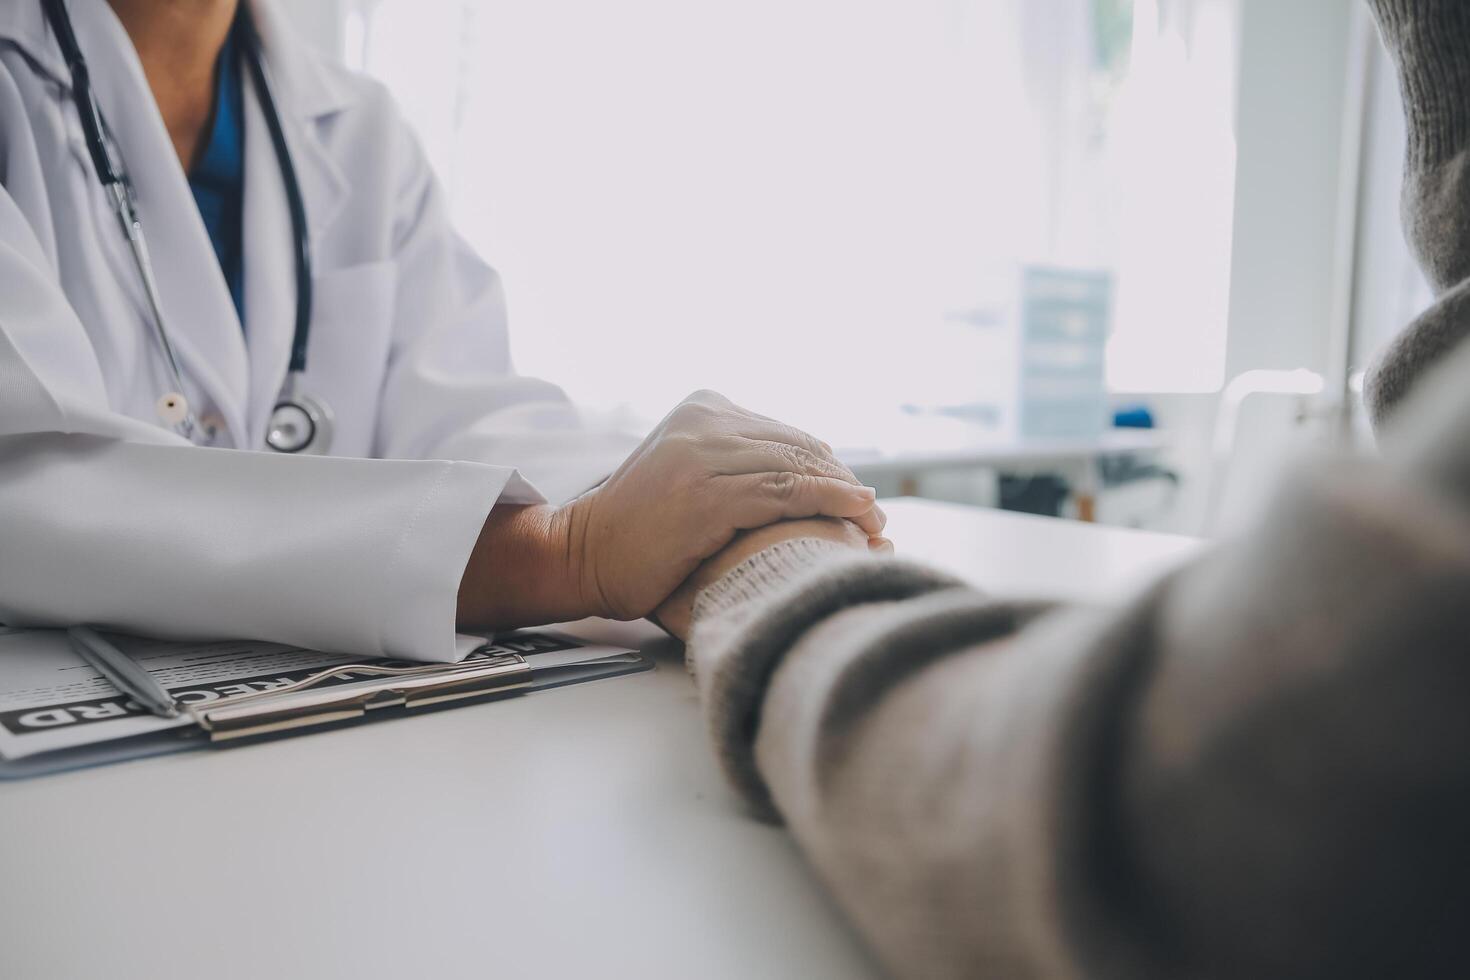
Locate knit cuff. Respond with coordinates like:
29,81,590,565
1369,0,1470,165
692,538,852,625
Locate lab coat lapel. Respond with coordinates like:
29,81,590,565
242,0,350,446
71,0,252,446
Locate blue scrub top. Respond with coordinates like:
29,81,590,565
188,22,246,323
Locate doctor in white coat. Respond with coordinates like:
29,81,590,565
0,0,885,661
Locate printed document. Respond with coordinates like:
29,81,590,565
0,629,619,762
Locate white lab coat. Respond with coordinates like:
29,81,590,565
0,0,635,660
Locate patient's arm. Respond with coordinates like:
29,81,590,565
677,396,1470,978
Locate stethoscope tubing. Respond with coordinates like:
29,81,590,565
238,8,313,375
112,181,198,440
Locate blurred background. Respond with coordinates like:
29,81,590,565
282,0,1427,538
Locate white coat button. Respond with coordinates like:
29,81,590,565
156,392,190,426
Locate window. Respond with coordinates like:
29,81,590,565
1101,0,1239,394
336,0,1239,445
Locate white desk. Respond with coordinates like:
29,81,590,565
0,500,1200,980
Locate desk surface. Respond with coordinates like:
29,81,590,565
0,500,1201,980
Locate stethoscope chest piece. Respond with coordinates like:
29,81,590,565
267,384,333,455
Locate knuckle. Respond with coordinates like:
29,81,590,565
774,442,805,468
765,471,801,500
791,447,827,474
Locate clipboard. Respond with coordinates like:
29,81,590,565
188,649,648,741
0,630,653,779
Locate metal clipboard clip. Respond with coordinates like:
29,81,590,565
186,654,534,742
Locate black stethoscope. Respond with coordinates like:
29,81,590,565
41,0,333,454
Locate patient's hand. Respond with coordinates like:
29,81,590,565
654,517,892,641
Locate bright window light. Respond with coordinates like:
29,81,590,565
1104,0,1238,393
343,0,1239,442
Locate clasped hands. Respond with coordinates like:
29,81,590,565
457,390,890,641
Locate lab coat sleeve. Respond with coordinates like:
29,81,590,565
0,179,518,662
369,98,639,504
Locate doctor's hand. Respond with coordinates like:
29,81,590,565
456,390,885,630
561,390,885,621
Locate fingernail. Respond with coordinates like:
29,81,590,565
857,485,877,499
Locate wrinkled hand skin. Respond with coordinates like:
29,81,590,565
561,390,887,622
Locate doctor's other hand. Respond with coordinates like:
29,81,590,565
563,390,885,621
456,390,885,630
654,516,893,642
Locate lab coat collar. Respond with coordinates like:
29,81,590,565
247,0,352,235
0,1,67,85
247,0,356,121
0,0,355,244
0,0,355,123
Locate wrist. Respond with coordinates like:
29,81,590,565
559,493,614,620
456,503,591,630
